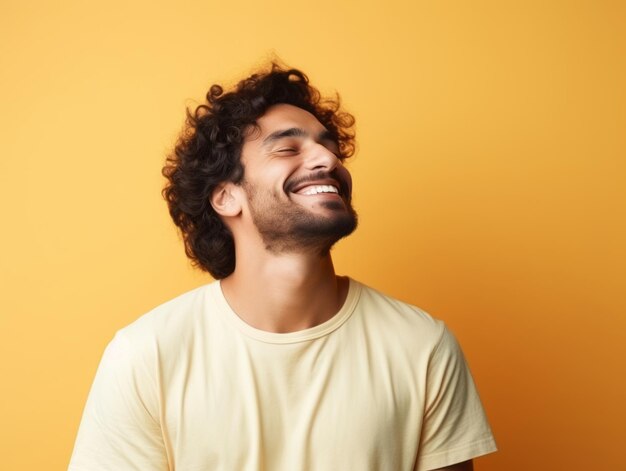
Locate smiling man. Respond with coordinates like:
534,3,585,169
69,64,497,471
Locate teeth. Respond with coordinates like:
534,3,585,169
301,185,339,196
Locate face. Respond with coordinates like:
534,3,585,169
238,104,357,254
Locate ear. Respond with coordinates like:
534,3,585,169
210,182,242,217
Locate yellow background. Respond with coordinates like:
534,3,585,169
1,1,624,469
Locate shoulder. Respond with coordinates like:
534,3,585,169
114,281,218,353
350,279,447,353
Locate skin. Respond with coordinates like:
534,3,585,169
211,104,475,470
212,103,354,333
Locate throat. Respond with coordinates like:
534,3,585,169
220,260,348,333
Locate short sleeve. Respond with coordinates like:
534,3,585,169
415,325,497,471
68,332,169,471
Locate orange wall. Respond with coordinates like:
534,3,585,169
1,1,624,469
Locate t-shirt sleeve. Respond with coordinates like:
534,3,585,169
68,332,169,471
415,325,497,471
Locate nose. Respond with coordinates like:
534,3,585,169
304,142,340,171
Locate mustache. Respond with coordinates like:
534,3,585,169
284,170,351,198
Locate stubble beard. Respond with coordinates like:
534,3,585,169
244,182,358,255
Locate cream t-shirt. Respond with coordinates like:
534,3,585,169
69,279,496,470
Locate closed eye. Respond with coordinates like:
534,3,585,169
275,147,298,154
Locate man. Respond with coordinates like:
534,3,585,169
69,64,497,470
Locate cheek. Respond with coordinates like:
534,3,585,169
337,165,353,194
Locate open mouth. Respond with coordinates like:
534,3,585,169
298,184,340,196
286,171,349,200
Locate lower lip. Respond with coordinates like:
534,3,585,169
289,192,347,206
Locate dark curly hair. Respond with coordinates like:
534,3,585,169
162,63,356,279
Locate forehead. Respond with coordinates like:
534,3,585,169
247,104,327,143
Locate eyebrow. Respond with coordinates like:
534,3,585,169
262,127,336,147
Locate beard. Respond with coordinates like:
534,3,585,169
243,180,358,255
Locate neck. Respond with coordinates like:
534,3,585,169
220,249,348,333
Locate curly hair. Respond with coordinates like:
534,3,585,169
162,63,356,279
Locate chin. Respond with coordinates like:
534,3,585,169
292,210,358,251
256,210,358,255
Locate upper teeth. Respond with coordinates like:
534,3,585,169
301,185,339,196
